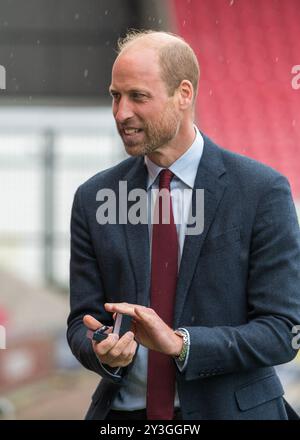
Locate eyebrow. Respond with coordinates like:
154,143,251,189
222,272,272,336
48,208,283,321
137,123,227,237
109,87,151,96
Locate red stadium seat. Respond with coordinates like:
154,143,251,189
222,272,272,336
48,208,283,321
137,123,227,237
173,0,300,197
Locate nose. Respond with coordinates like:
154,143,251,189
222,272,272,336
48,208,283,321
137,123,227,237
114,97,134,124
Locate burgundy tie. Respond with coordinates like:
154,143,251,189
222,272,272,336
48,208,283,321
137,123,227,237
146,169,178,420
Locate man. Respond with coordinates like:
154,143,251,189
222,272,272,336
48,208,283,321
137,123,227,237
67,30,300,420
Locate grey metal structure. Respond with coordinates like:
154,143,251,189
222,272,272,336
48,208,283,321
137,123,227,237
0,0,169,103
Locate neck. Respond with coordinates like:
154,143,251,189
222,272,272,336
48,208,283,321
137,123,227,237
147,122,196,168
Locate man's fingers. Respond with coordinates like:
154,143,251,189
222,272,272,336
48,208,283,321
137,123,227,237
83,315,113,335
108,331,135,358
105,302,137,316
134,307,158,328
122,339,138,360
84,308,138,367
83,314,102,330
99,331,135,363
93,333,119,356
95,331,137,368
134,307,148,320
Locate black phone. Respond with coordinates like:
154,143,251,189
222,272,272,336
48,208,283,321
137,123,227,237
87,325,110,342
113,313,133,337
87,314,133,342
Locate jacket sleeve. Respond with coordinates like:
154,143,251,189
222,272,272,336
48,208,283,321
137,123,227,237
67,185,126,383
182,175,300,381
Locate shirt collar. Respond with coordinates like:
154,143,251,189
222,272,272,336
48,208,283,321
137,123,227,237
144,126,204,190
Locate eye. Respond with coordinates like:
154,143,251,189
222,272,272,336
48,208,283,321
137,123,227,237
131,92,146,100
110,92,120,101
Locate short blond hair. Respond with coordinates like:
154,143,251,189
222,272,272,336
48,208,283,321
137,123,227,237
117,30,200,103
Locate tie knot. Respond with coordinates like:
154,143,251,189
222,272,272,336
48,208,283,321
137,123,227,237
159,169,174,190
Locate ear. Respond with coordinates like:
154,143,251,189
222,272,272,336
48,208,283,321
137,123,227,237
177,80,194,110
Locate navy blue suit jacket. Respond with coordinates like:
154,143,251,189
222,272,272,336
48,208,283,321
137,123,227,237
67,134,300,419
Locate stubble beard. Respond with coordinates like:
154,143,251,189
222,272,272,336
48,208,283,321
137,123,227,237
121,102,181,157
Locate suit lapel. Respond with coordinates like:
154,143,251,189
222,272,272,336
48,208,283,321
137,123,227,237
123,158,151,307
173,137,227,328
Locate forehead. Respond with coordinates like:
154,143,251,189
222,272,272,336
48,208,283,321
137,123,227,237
111,47,164,90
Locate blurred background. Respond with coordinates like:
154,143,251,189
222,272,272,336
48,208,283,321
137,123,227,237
0,0,299,419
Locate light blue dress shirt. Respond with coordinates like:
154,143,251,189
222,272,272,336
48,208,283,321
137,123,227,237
111,127,204,411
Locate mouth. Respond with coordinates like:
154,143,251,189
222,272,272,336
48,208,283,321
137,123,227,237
120,127,145,146
122,127,143,135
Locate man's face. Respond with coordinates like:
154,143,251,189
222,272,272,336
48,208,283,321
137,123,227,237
109,47,181,156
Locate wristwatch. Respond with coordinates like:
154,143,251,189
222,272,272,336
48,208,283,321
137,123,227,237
174,329,189,362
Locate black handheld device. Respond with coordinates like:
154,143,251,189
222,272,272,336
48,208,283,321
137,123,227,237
86,325,110,342
112,313,133,336
87,314,133,342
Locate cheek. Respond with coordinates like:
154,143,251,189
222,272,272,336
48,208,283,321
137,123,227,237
143,107,164,125
112,103,118,118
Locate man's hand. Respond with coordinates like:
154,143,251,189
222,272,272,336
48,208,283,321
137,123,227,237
83,314,138,368
104,303,183,357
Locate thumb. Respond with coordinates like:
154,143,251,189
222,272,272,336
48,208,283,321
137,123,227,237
83,314,102,330
134,307,158,331
134,307,150,322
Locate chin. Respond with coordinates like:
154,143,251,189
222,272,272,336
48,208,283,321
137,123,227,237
124,144,147,157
